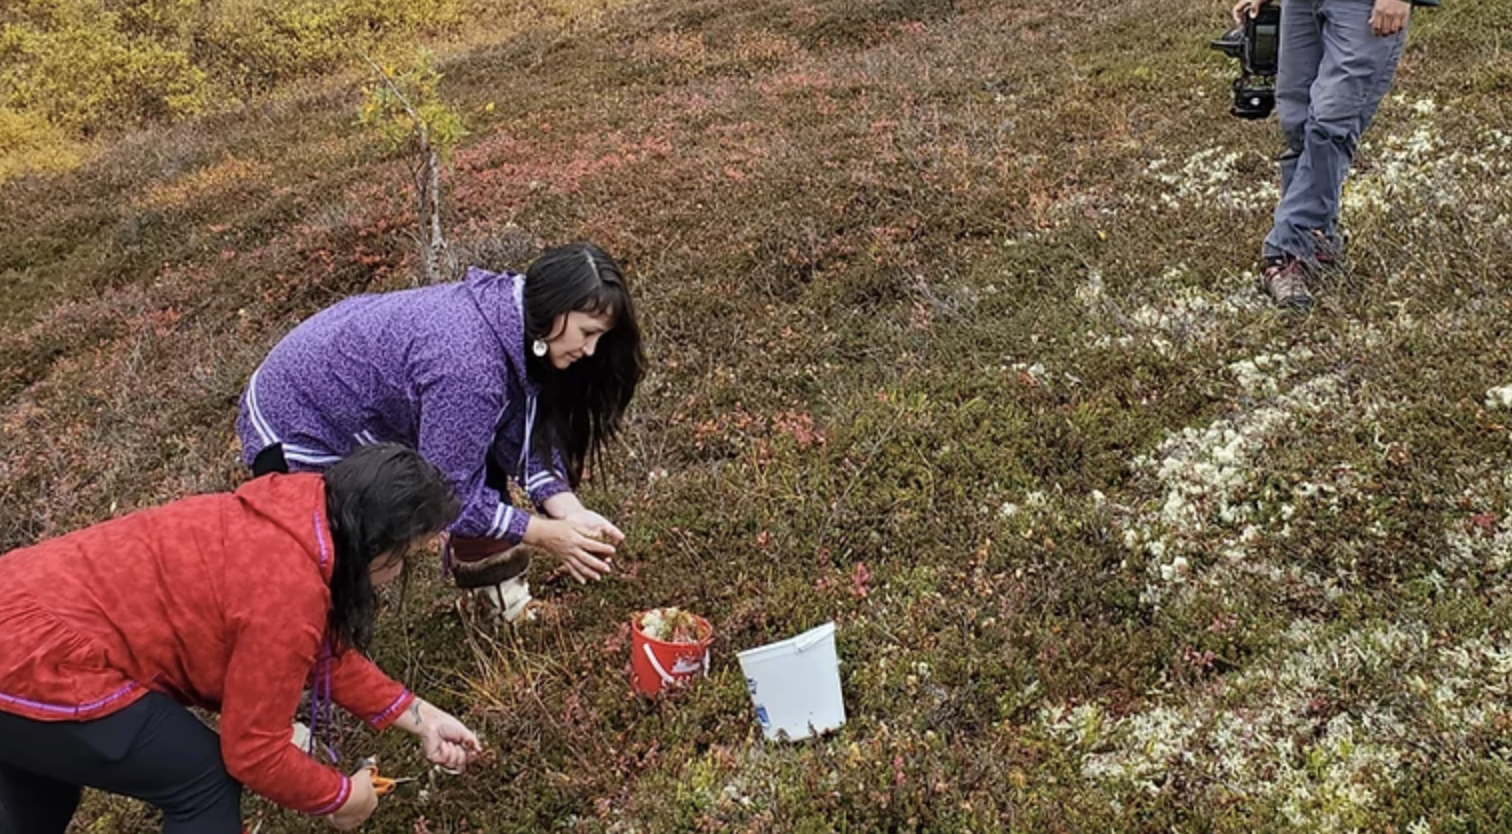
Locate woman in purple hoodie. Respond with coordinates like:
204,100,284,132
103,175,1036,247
237,242,645,619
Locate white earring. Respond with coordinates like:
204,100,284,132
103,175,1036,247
532,339,548,357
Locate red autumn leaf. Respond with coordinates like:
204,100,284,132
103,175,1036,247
1471,513,1499,536
851,561,871,598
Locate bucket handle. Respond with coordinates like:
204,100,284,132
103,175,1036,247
642,644,712,687
643,643,676,686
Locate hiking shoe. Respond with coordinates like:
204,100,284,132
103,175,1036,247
1260,258,1313,310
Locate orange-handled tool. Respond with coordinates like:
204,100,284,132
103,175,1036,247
358,756,416,796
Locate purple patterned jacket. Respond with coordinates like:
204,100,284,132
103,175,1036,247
236,268,570,542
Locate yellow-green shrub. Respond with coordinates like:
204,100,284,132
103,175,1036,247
0,0,205,132
0,0,463,138
195,0,464,95
0,106,83,180
111,0,200,46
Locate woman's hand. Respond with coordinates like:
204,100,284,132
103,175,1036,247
327,767,378,831
393,699,486,772
562,510,625,545
420,708,485,772
525,517,615,582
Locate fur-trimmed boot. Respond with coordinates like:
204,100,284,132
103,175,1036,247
451,538,538,623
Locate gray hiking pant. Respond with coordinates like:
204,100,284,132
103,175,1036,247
1263,0,1408,262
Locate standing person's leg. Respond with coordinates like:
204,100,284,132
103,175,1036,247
1259,0,1327,308
0,760,82,834
1270,0,1326,228
1266,0,1406,263
0,693,243,834
1352,26,1405,140
1319,6,1408,248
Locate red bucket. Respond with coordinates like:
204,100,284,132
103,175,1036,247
630,608,714,696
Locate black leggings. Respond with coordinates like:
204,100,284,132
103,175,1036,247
255,441,514,491
0,692,242,834
251,443,290,477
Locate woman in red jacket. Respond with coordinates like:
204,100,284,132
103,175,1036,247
0,444,483,833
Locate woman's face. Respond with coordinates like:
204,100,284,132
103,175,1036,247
370,551,405,585
546,310,615,370
369,534,441,585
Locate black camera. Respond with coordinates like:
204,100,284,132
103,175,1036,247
1209,4,1281,120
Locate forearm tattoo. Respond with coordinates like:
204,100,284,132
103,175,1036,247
409,701,423,727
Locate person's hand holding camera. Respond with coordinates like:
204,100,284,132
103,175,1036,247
1231,0,1271,26
1370,0,1410,36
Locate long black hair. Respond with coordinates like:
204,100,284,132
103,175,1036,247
323,444,459,652
523,242,645,485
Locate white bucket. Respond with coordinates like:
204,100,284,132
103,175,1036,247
736,621,845,741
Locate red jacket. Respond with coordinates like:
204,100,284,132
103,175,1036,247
0,473,415,816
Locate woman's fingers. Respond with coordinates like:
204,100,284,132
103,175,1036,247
577,534,615,556
559,556,593,583
436,714,482,747
543,521,617,582
428,739,465,770
566,558,598,583
577,511,625,542
560,548,612,582
574,549,613,573
437,733,481,769
448,724,482,751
